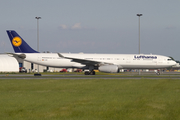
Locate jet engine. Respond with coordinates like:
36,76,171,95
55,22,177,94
98,65,119,73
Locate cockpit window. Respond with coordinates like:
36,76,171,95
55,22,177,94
168,58,173,61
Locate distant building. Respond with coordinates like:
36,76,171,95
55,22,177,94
0,54,19,72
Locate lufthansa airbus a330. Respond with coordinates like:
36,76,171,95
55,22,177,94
6,30,176,75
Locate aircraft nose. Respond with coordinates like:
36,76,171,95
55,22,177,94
172,61,177,65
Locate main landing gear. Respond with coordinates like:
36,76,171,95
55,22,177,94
155,69,160,75
84,70,96,75
156,72,160,75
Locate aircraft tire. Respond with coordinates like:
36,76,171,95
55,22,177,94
92,71,95,75
156,72,160,75
84,71,90,75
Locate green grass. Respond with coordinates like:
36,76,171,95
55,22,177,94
0,71,123,76
0,79,180,120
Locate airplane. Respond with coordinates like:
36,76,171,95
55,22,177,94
6,30,176,75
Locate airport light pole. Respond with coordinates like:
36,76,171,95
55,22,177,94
35,17,41,76
137,14,142,75
137,14,142,54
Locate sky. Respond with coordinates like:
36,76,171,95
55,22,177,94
0,0,180,60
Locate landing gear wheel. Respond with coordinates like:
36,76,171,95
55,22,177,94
84,71,90,75
156,72,160,75
89,70,95,75
92,71,95,75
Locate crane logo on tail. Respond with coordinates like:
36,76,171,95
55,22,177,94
12,37,22,47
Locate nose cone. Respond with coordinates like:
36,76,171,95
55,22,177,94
171,61,177,66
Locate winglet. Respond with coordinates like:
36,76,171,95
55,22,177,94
57,53,64,58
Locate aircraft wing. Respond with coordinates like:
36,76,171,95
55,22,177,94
58,53,111,66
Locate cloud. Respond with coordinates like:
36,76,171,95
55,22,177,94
71,23,82,29
58,23,84,30
59,24,68,29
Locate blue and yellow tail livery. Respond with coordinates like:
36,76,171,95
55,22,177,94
7,30,38,53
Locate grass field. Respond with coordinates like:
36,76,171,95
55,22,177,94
0,78,180,120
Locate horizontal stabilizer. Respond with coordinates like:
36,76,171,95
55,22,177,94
7,53,26,59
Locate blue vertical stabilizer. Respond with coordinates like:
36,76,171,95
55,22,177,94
7,30,38,53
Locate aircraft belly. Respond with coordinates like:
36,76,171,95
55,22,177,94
121,64,171,69
119,60,171,69
119,60,156,69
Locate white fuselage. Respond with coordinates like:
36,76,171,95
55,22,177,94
19,53,176,69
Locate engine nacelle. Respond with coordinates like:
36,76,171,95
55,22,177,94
98,65,119,73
